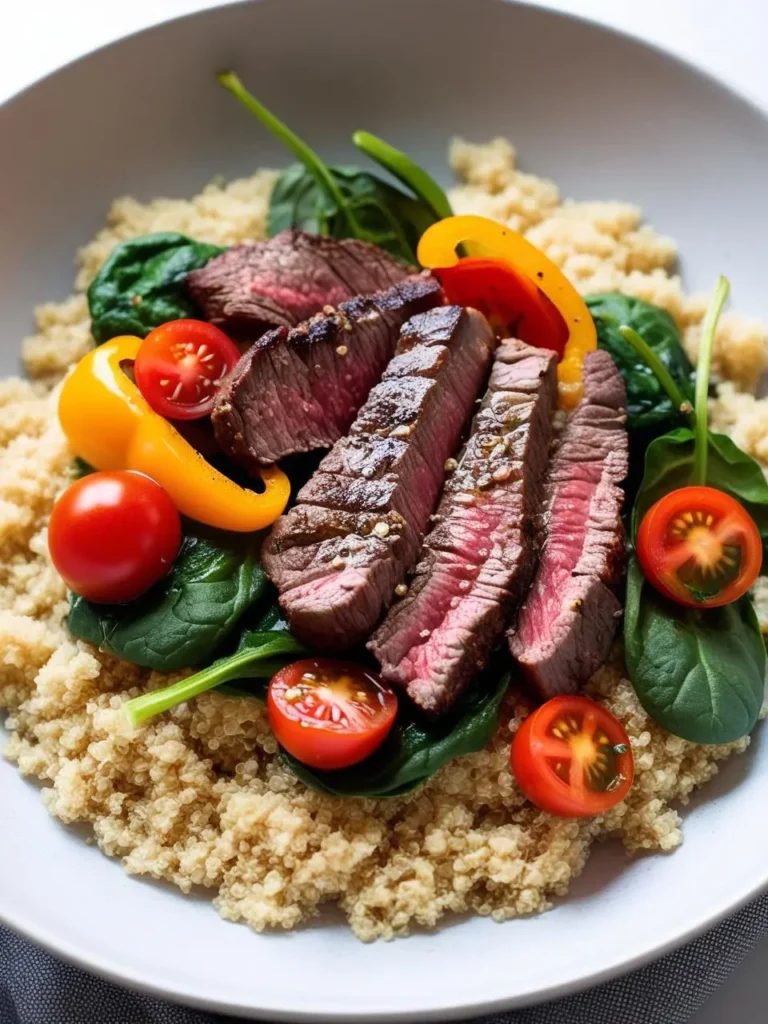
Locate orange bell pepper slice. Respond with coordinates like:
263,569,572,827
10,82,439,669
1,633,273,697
418,215,597,408
58,337,290,532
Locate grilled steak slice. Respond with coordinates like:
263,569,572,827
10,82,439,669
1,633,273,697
186,229,412,342
370,340,557,715
509,349,628,697
262,306,497,650
212,275,442,467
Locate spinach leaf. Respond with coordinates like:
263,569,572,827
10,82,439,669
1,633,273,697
121,615,508,795
218,71,439,266
70,457,94,480
248,600,290,635
586,294,694,434
620,279,765,745
123,626,304,728
282,667,510,799
632,428,768,556
269,164,435,264
624,558,765,744
207,598,293,699
88,232,225,343
68,525,267,671
352,130,453,221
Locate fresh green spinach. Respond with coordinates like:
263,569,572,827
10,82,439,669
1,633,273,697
88,232,225,343
68,526,267,671
632,428,768,557
691,277,730,485
269,164,435,264
622,276,766,744
123,625,305,728
122,644,508,796
217,71,445,265
282,667,510,799
624,558,764,744
586,294,694,435
352,131,453,222
70,457,94,480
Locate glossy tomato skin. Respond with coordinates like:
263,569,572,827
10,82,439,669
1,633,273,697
268,659,398,770
636,485,762,609
134,319,240,420
511,695,634,818
48,471,182,604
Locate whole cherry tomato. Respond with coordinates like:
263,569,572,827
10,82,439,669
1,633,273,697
48,470,181,603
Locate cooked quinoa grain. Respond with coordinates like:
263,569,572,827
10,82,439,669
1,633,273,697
1,142,765,941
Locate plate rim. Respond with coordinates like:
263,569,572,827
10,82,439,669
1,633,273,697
2,835,766,1022
2,0,768,1019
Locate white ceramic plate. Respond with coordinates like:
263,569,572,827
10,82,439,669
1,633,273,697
2,1,768,1019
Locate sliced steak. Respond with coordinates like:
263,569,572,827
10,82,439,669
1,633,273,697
212,275,442,467
370,340,557,715
186,229,412,342
509,349,628,697
262,306,497,650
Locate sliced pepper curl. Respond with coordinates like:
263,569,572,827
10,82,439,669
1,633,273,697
417,215,597,408
58,337,290,532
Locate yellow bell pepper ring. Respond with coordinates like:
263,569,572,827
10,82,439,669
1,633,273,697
58,337,290,533
417,215,596,409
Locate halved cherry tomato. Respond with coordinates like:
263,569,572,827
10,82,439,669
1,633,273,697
511,696,634,818
636,486,762,609
48,470,182,604
435,257,569,356
134,319,240,420
267,659,398,770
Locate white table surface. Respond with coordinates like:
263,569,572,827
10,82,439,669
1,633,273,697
1,0,767,1020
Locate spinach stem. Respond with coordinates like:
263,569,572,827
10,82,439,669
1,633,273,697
693,275,730,486
619,325,694,427
122,653,258,729
122,633,303,728
217,71,360,236
352,131,453,221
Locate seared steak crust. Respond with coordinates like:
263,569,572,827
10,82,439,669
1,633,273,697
370,340,557,714
212,275,442,466
262,307,497,650
509,349,628,697
186,229,412,342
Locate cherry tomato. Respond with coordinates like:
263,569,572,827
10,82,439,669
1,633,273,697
48,471,182,604
511,696,634,818
434,257,569,355
268,659,398,770
636,486,761,609
134,319,240,420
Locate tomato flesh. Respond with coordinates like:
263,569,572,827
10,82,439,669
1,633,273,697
636,485,761,608
134,319,240,420
268,659,398,770
511,696,634,818
434,257,569,355
48,470,182,604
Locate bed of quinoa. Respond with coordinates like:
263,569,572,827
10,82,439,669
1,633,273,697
1,139,767,942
